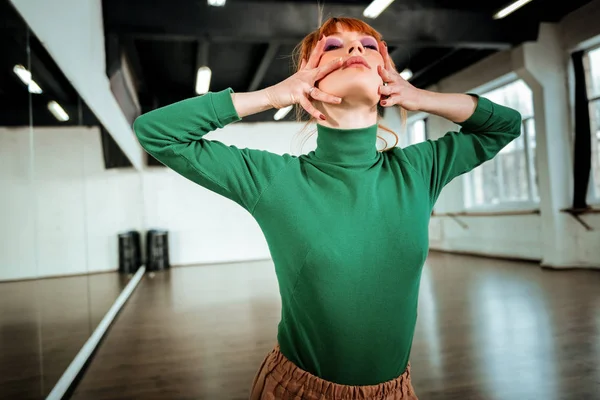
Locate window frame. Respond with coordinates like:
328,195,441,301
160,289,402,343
582,43,600,204
462,78,540,212
405,114,428,147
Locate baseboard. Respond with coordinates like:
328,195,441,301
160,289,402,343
45,265,146,400
540,263,600,271
428,248,541,264
170,257,273,268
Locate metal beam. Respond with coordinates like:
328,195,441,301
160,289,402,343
30,52,72,103
122,37,145,92
196,39,209,67
389,46,421,72
105,33,121,77
248,42,280,92
408,49,462,83
409,48,497,89
104,1,539,49
9,29,72,103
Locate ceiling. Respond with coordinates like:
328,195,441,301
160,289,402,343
0,0,594,128
0,1,98,127
102,0,594,122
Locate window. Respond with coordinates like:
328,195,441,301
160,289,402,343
406,117,427,146
463,79,539,209
583,45,600,202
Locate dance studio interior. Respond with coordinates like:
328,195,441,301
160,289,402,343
1,0,599,399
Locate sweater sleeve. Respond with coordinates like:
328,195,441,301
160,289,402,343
396,94,522,205
133,88,293,213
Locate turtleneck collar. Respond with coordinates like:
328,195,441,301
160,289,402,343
313,123,379,165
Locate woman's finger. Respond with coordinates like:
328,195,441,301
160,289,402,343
306,35,326,69
309,87,342,104
380,41,393,71
315,57,344,81
377,64,394,84
379,83,395,96
380,94,400,107
300,58,307,70
299,95,326,120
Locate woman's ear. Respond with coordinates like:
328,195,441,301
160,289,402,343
300,58,307,69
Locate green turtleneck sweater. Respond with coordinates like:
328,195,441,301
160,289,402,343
133,88,521,385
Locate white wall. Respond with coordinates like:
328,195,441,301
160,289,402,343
420,0,600,268
0,127,143,281
0,119,317,279
0,128,37,280
9,0,144,169
142,120,315,266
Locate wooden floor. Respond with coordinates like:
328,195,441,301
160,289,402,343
69,253,600,400
0,272,130,400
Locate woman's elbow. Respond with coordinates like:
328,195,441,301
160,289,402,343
133,114,152,147
508,109,522,137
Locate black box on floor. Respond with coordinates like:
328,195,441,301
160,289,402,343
146,229,170,272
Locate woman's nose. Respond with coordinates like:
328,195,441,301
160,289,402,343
347,41,365,55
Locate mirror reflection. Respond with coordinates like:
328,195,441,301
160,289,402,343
0,2,144,398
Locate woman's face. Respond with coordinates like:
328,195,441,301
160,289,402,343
315,27,385,106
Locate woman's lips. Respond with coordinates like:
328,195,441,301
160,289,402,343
343,56,370,69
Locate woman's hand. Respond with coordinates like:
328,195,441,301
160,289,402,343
264,36,344,120
377,42,423,111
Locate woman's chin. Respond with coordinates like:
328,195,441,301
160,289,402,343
323,86,379,106
319,75,381,106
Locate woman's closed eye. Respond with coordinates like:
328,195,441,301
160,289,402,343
323,36,379,52
324,38,343,51
361,38,379,50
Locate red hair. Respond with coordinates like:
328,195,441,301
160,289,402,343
290,17,406,153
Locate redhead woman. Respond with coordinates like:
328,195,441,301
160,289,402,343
134,16,521,400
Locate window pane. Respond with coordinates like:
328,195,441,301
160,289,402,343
464,172,474,208
590,99,600,198
483,79,534,119
471,160,500,206
587,47,600,99
408,119,426,145
498,145,528,201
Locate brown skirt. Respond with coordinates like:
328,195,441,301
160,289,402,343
250,345,418,400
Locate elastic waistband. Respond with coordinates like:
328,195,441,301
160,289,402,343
263,345,414,399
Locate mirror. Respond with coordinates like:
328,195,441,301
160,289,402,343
0,2,145,398
0,2,40,398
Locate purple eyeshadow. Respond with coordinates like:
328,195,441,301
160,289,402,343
361,37,378,49
324,38,342,50
322,36,378,51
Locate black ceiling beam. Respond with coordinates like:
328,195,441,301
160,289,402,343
30,49,71,104
248,42,280,92
409,48,497,89
196,39,209,68
122,37,145,92
408,49,462,83
104,1,539,49
9,31,72,104
105,33,121,77
389,46,422,72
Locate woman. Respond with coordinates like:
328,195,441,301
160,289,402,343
134,16,521,400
